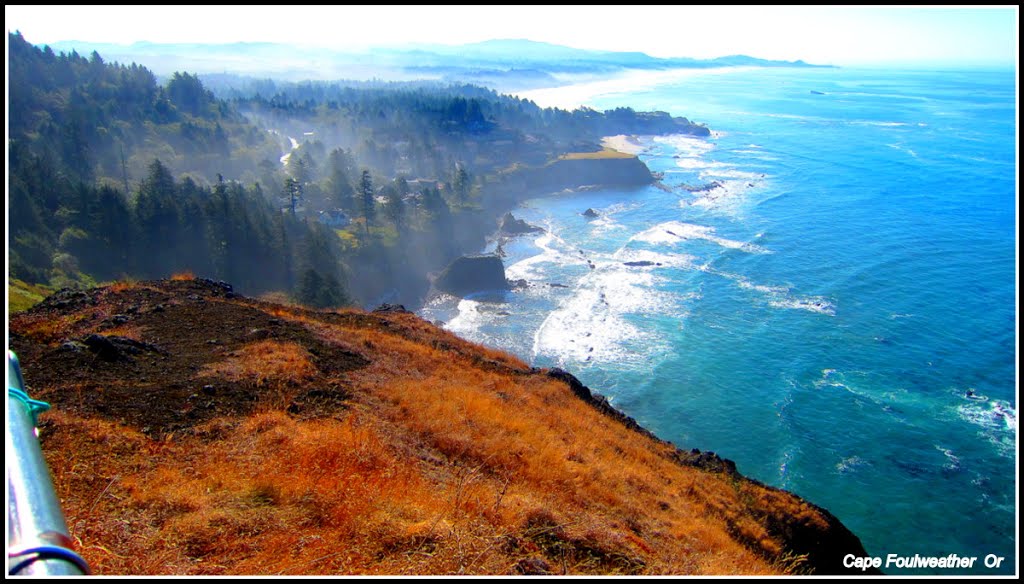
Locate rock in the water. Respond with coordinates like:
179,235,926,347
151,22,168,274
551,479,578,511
434,255,510,297
582,208,600,218
682,181,722,193
499,212,543,235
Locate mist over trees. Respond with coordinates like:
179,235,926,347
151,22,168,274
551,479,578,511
8,31,707,308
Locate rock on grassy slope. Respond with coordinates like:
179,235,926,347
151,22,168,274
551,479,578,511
9,278,876,575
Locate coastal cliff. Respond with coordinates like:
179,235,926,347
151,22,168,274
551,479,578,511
528,155,655,192
487,152,654,210
9,278,875,575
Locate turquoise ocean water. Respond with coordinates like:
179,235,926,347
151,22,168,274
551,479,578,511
420,67,1017,574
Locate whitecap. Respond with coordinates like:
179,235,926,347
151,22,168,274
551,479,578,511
531,261,682,365
736,278,789,295
768,296,837,316
813,368,849,391
505,230,587,282
684,180,762,212
699,168,764,181
612,248,698,270
957,398,1017,458
675,158,733,170
651,134,716,157
849,120,910,127
590,214,626,234
934,445,962,472
632,221,768,253
533,287,643,365
837,455,869,474
444,298,494,337
717,271,835,316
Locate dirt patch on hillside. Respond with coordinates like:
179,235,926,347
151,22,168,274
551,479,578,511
10,279,367,436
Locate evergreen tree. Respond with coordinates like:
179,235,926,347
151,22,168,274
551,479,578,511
383,181,406,232
284,177,302,215
453,165,471,204
295,268,350,309
359,169,375,234
326,148,356,212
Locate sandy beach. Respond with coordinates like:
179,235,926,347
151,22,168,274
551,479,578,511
512,66,755,110
600,134,646,155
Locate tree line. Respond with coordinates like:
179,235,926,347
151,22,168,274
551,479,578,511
8,31,707,308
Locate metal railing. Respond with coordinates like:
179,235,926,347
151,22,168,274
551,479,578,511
7,350,90,576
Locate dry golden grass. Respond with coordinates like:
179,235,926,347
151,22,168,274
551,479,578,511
198,340,318,387
10,312,88,345
99,325,147,341
24,286,843,576
557,147,637,161
108,280,139,293
170,271,196,281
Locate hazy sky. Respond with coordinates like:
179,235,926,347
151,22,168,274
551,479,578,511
5,5,1018,67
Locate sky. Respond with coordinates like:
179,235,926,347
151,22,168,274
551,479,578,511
4,5,1019,67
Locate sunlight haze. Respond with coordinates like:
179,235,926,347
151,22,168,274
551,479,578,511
5,5,1018,67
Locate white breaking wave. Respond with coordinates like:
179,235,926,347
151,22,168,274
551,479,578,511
444,298,488,337
957,398,1017,458
700,168,764,181
683,180,761,212
632,221,768,253
725,273,836,316
850,120,911,127
836,455,869,474
652,134,716,158
532,259,685,365
675,158,734,170
768,297,837,315
935,445,962,472
612,248,699,270
505,230,587,281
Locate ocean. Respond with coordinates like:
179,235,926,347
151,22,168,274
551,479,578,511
420,66,1017,574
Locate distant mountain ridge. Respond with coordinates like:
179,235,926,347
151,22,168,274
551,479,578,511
40,37,832,87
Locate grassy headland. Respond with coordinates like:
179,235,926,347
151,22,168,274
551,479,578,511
9,278,874,575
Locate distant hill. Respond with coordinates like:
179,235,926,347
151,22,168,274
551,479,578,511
10,277,874,575
40,37,833,88
7,31,713,308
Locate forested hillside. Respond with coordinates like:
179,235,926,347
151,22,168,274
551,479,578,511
8,31,708,307
8,32,346,302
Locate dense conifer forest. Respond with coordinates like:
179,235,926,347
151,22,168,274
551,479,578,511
8,31,706,307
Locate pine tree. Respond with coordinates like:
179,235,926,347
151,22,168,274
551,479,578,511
360,169,375,235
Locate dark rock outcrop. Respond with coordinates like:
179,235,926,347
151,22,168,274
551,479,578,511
582,208,600,219
530,157,654,193
681,181,722,193
433,255,510,297
82,334,162,362
499,213,543,235
547,368,657,441
373,303,411,314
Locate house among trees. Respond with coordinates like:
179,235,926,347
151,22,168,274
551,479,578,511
318,209,351,228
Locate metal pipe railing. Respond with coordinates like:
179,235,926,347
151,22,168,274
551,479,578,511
7,350,90,576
